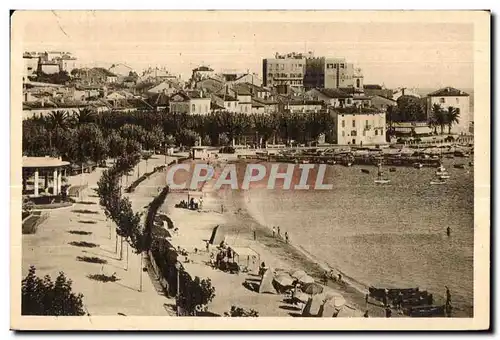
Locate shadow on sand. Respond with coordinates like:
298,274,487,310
72,209,99,214
68,230,93,235
78,220,97,224
69,241,99,248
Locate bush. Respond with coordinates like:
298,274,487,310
22,266,85,315
227,306,259,317
178,271,216,316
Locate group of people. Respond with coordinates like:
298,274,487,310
272,226,289,244
176,196,204,211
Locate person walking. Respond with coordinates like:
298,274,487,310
285,232,289,244
199,197,204,210
272,226,276,238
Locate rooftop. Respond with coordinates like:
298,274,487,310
427,87,469,97
317,88,352,99
193,66,214,72
22,156,70,168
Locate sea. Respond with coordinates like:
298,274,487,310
243,158,474,317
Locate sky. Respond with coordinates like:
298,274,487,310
15,11,474,89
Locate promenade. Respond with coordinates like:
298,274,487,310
22,155,176,316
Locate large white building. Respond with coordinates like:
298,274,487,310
426,87,470,134
331,110,387,145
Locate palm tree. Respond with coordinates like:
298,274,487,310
430,104,447,135
73,107,96,127
445,107,460,134
43,110,70,152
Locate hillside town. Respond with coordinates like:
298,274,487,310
22,50,472,146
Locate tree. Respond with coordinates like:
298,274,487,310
22,266,85,315
119,124,146,146
445,106,460,134
227,306,259,317
107,130,126,160
202,135,212,146
73,107,97,126
178,272,216,316
396,95,426,122
143,126,164,152
176,129,200,147
164,134,176,147
218,133,230,146
430,104,447,134
43,110,71,151
67,123,108,166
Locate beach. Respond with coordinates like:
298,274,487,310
162,153,473,317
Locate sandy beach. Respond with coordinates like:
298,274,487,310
161,155,385,317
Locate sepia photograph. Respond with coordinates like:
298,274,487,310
10,10,490,331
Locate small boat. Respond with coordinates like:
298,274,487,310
454,150,470,157
345,162,353,167
361,169,370,174
302,160,310,164
439,174,450,180
454,164,466,169
435,163,448,176
413,163,423,169
375,163,390,184
430,179,447,185
389,167,397,172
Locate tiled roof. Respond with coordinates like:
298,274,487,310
193,66,214,72
363,84,383,90
232,83,252,95
215,94,238,102
211,102,225,110
317,88,352,99
427,87,469,97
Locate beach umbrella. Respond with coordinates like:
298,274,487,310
290,270,307,279
294,291,310,303
274,274,294,287
302,282,324,295
298,274,315,285
323,292,346,309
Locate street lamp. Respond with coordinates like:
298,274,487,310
175,261,181,316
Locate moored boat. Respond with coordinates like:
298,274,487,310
430,179,447,185
439,174,450,180
361,169,370,174
389,167,397,172
453,164,466,169
413,162,423,169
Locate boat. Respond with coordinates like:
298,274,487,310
361,169,370,174
389,167,397,172
453,164,466,169
454,150,470,157
413,162,423,169
430,179,447,185
435,163,448,176
439,174,450,180
374,163,391,184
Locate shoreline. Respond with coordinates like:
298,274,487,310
199,158,388,317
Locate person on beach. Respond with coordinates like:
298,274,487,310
285,232,289,244
272,226,276,238
199,197,203,210
385,306,392,318
322,271,329,285
277,226,281,237
189,197,195,210
205,240,210,252
446,226,451,237
363,310,369,318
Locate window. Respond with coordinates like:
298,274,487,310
333,64,337,69
356,79,361,88
440,98,445,103
375,130,378,136
381,130,384,135
341,120,345,128
192,104,196,112
363,130,366,136
365,120,369,127
342,131,345,137
352,120,356,127
351,131,357,136
340,64,345,69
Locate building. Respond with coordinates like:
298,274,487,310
262,52,307,91
306,88,353,108
280,99,324,114
331,110,386,145
211,92,239,112
73,68,118,85
24,51,78,75
425,87,470,134
108,63,134,77
140,67,179,83
169,90,211,115
371,95,397,112
304,56,364,91
192,66,215,82
392,87,420,101
23,53,40,79
363,84,393,99
147,80,181,96
391,122,433,136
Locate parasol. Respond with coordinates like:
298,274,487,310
298,274,315,285
302,282,324,295
290,270,307,279
274,274,295,287
323,291,346,309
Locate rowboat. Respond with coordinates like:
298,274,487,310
413,163,423,169
430,179,447,185
453,164,466,169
